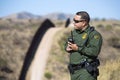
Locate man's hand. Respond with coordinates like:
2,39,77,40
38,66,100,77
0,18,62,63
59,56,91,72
66,45,72,51
66,42,78,51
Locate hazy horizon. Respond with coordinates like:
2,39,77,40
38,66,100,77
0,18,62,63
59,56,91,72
1,0,120,20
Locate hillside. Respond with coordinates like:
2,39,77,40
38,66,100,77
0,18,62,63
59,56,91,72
43,20,120,80
0,18,120,80
2,12,42,19
1,12,73,20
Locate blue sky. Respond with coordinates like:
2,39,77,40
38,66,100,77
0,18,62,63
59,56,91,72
0,0,120,19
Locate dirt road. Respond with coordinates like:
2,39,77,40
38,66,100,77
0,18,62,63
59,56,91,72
26,27,63,80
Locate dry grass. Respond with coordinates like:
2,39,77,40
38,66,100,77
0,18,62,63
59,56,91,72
98,58,120,80
0,19,120,80
0,19,40,80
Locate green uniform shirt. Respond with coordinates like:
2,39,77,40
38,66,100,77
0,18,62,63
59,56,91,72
65,25,103,64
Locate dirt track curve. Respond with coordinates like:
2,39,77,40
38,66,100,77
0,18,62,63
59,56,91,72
25,27,63,80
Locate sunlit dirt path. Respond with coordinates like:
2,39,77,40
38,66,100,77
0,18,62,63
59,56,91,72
26,27,63,80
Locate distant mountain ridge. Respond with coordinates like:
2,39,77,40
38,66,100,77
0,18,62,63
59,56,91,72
2,11,73,20
2,12,42,19
44,12,73,20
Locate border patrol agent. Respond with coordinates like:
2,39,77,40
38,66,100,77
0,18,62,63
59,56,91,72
65,11,102,80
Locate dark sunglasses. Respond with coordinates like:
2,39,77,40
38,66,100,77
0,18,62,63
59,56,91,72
73,19,85,23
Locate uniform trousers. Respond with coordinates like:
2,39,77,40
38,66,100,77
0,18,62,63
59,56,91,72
70,68,97,80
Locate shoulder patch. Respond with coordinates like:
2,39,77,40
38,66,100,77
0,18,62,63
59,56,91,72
94,35,100,39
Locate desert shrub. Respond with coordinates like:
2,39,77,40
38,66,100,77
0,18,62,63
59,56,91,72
105,24,112,30
97,24,104,28
44,72,52,79
0,58,7,68
107,37,120,48
94,18,99,21
101,18,106,21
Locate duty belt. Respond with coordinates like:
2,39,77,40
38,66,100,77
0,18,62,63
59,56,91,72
68,59,100,77
70,64,84,70
68,63,85,74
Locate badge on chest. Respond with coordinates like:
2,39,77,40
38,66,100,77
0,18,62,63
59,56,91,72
82,33,87,39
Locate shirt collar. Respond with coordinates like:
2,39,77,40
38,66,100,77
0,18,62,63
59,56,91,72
84,25,90,32
75,25,90,33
